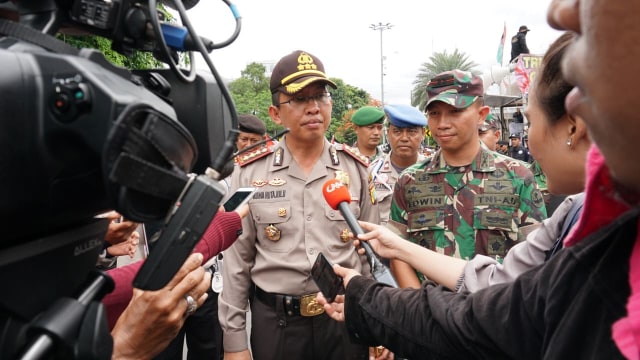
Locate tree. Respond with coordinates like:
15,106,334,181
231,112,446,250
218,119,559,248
411,49,478,111
327,78,370,144
228,62,278,135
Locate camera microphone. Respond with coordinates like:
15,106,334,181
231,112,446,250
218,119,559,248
322,179,398,288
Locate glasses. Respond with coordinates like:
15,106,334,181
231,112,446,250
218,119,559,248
389,127,423,138
278,92,331,109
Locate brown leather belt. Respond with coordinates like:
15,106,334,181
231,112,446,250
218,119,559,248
254,286,325,317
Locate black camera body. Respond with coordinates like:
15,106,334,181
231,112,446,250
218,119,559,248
0,0,237,358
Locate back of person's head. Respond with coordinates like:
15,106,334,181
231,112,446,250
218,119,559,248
536,32,575,126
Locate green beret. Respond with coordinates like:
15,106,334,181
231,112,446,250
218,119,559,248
351,106,385,126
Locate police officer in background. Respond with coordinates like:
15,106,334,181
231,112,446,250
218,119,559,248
509,133,532,162
370,104,427,226
219,50,377,360
351,106,385,162
389,69,547,289
510,25,531,62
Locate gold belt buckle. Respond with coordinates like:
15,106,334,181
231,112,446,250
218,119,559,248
300,293,325,317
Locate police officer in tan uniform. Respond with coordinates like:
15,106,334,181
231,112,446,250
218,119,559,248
370,104,427,226
218,50,377,360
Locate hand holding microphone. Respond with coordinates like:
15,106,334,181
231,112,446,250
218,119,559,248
322,179,398,288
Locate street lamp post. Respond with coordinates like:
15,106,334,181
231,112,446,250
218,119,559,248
370,22,393,106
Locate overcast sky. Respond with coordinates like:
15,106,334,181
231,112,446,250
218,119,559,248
184,0,562,106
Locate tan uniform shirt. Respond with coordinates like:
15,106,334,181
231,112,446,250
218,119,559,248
370,152,426,225
218,138,378,352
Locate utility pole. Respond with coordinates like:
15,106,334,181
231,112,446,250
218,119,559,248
370,22,393,106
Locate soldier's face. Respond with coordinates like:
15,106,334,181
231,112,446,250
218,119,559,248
426,101,487,154
548,0,640,191
269,83,332,143
354,123,383,150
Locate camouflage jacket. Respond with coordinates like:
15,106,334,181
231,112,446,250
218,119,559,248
389,145,547,267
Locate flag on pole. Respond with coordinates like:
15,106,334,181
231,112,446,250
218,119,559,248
496,22,506,65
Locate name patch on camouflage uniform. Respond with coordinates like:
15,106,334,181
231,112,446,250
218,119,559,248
474,195,518,207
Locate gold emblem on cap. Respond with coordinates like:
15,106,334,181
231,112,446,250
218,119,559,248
334,171,349,186
297,52,317,71
340,228,351,243
252,179,268,187
278,208,287,217
265,224,281,241
269,177,286,186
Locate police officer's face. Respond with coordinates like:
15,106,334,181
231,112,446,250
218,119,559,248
426,101,487,153
548,0,640,191
236,131,264,151
269,83,332,143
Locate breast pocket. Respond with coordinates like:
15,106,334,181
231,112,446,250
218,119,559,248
251,201,293,253
324,200,361,253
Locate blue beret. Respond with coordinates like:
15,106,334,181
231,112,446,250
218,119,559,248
384,104,427,128
351,106,385,126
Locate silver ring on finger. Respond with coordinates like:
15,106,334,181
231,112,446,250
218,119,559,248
184,295,197,317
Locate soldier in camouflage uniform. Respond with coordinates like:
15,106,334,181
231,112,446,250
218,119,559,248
478,113,502,151
388,69,547,288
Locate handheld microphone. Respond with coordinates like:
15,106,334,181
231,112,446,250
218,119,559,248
322,179,398,288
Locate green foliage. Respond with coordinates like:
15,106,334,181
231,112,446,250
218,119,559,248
57,34,163,69
327,78,370,144
411,49,478,111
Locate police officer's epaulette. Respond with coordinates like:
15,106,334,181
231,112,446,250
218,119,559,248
335,144,370,167
236,146,273,167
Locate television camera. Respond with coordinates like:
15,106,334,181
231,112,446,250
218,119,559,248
0,0,241,358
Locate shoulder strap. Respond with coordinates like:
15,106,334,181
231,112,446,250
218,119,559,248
545,193,586,261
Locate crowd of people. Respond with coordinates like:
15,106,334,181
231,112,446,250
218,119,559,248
17,0,639,358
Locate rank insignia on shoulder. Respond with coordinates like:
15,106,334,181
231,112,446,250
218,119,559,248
339,144,370,167
237,147,273,167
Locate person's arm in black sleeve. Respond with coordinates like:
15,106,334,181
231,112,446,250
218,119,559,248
342,261,556,359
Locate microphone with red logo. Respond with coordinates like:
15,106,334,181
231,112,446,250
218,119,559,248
322,179,398,288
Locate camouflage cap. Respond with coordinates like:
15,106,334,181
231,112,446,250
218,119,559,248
352,106,385,126
425,69,484,109
479,113,501,132
269,50,337,95
519,25,530,32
